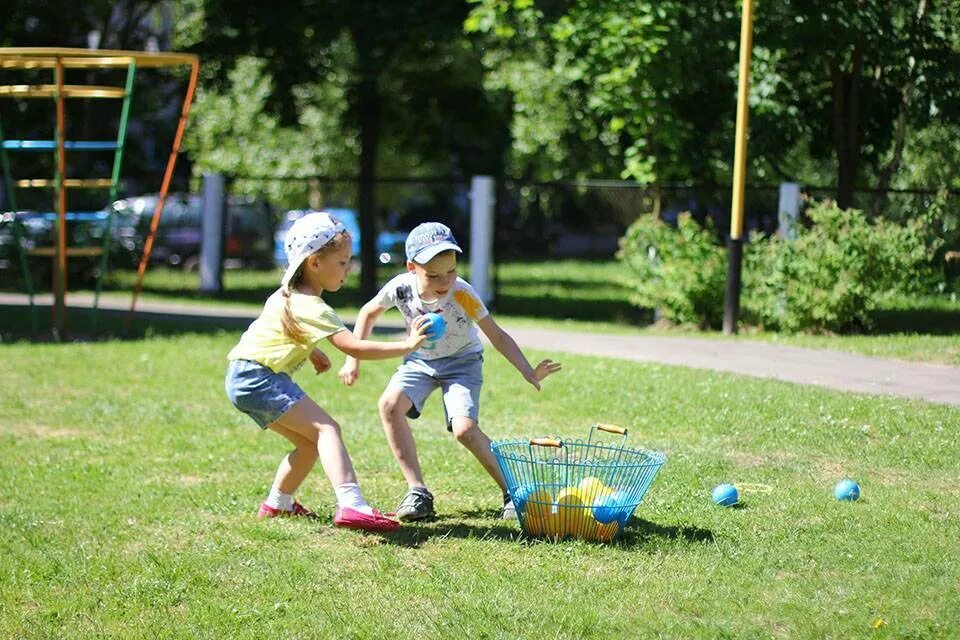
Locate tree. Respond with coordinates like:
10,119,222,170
466,0,740,187
187,1,508,298
755,0,960,208
467,0,960,216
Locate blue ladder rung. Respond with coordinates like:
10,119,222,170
12,211,110,222
2,140,119,151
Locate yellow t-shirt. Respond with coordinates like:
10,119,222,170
227,289,346,374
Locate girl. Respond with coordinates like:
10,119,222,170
225,211,429,532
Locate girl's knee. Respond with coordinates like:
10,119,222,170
314,417,342,438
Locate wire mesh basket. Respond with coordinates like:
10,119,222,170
492,424,666,542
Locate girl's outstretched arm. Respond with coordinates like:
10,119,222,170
477,315,562,391
329,315,428,360
338,300,388,385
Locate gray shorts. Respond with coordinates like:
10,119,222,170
387,350,483,431
225,359,306,429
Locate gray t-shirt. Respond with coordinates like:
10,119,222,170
373,273,489,360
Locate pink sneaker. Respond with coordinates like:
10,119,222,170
256,501,319,519
333,506,400,532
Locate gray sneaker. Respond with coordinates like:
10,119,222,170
396,487,436,522
500,494,517,520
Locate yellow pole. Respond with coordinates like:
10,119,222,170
722,0,755,334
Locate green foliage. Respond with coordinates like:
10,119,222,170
181,54,356,208
617,213,726,328
743,200,939,333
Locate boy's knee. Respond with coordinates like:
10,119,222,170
451,419,480,444
378,390,408,420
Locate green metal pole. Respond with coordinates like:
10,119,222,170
0,115,38,333
92,58,136,331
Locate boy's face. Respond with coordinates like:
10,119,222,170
408,250,458,300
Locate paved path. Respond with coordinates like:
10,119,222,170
3,292,959,407
506,327,960,407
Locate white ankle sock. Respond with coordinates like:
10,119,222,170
335,483,374,515
265,486,294,511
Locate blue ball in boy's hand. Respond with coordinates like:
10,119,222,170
423,312,446,341
712,483,739,507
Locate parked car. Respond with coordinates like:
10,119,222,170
0,211,115,288
274,208,407,267
110,193,275,270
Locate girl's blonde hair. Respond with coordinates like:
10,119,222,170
280,231,351,345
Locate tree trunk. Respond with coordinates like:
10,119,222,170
873,0,926,218
831,44,863,210
354,38,381,300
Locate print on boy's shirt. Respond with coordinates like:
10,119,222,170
454,289,483,321
394,284,415,319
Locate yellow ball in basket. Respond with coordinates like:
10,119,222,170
522,514,545,536
524,489,553,520
596,521,620,542
556,488,591,536
578,476,611,500
556,487,585,506
542,512,566,541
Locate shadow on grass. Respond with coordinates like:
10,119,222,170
869,306,960,335
372,510,712,549
493,294,650,325
0,305,405,342
619,518,715,545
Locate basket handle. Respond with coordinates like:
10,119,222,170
529,437,563,448
596,423,627,436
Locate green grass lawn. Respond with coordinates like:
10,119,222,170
1,332,958,638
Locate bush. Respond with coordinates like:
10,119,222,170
742,200,938,333
617,212,726,328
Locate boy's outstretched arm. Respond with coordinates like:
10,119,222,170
338,300,388,385
477,315,562,391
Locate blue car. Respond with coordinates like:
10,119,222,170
274,208,406,266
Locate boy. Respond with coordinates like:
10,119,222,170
338,222,561,520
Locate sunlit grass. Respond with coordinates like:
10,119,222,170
1,334,958,638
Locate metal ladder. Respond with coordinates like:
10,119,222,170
0,52,136,335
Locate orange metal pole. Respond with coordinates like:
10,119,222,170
55,56,68,337
126,58,200,328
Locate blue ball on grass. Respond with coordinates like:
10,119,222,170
834,478,861,501
712,483,739,507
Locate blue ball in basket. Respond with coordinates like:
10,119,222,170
423,312,446,341
511,484,536,510
592,490,630,524
834,478,860,501
712,483,739,507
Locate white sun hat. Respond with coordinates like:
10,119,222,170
280,211,348,287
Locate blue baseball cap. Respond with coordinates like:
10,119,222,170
405,222,462,264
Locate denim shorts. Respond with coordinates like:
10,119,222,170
386,350,483,431
225,359,306,429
